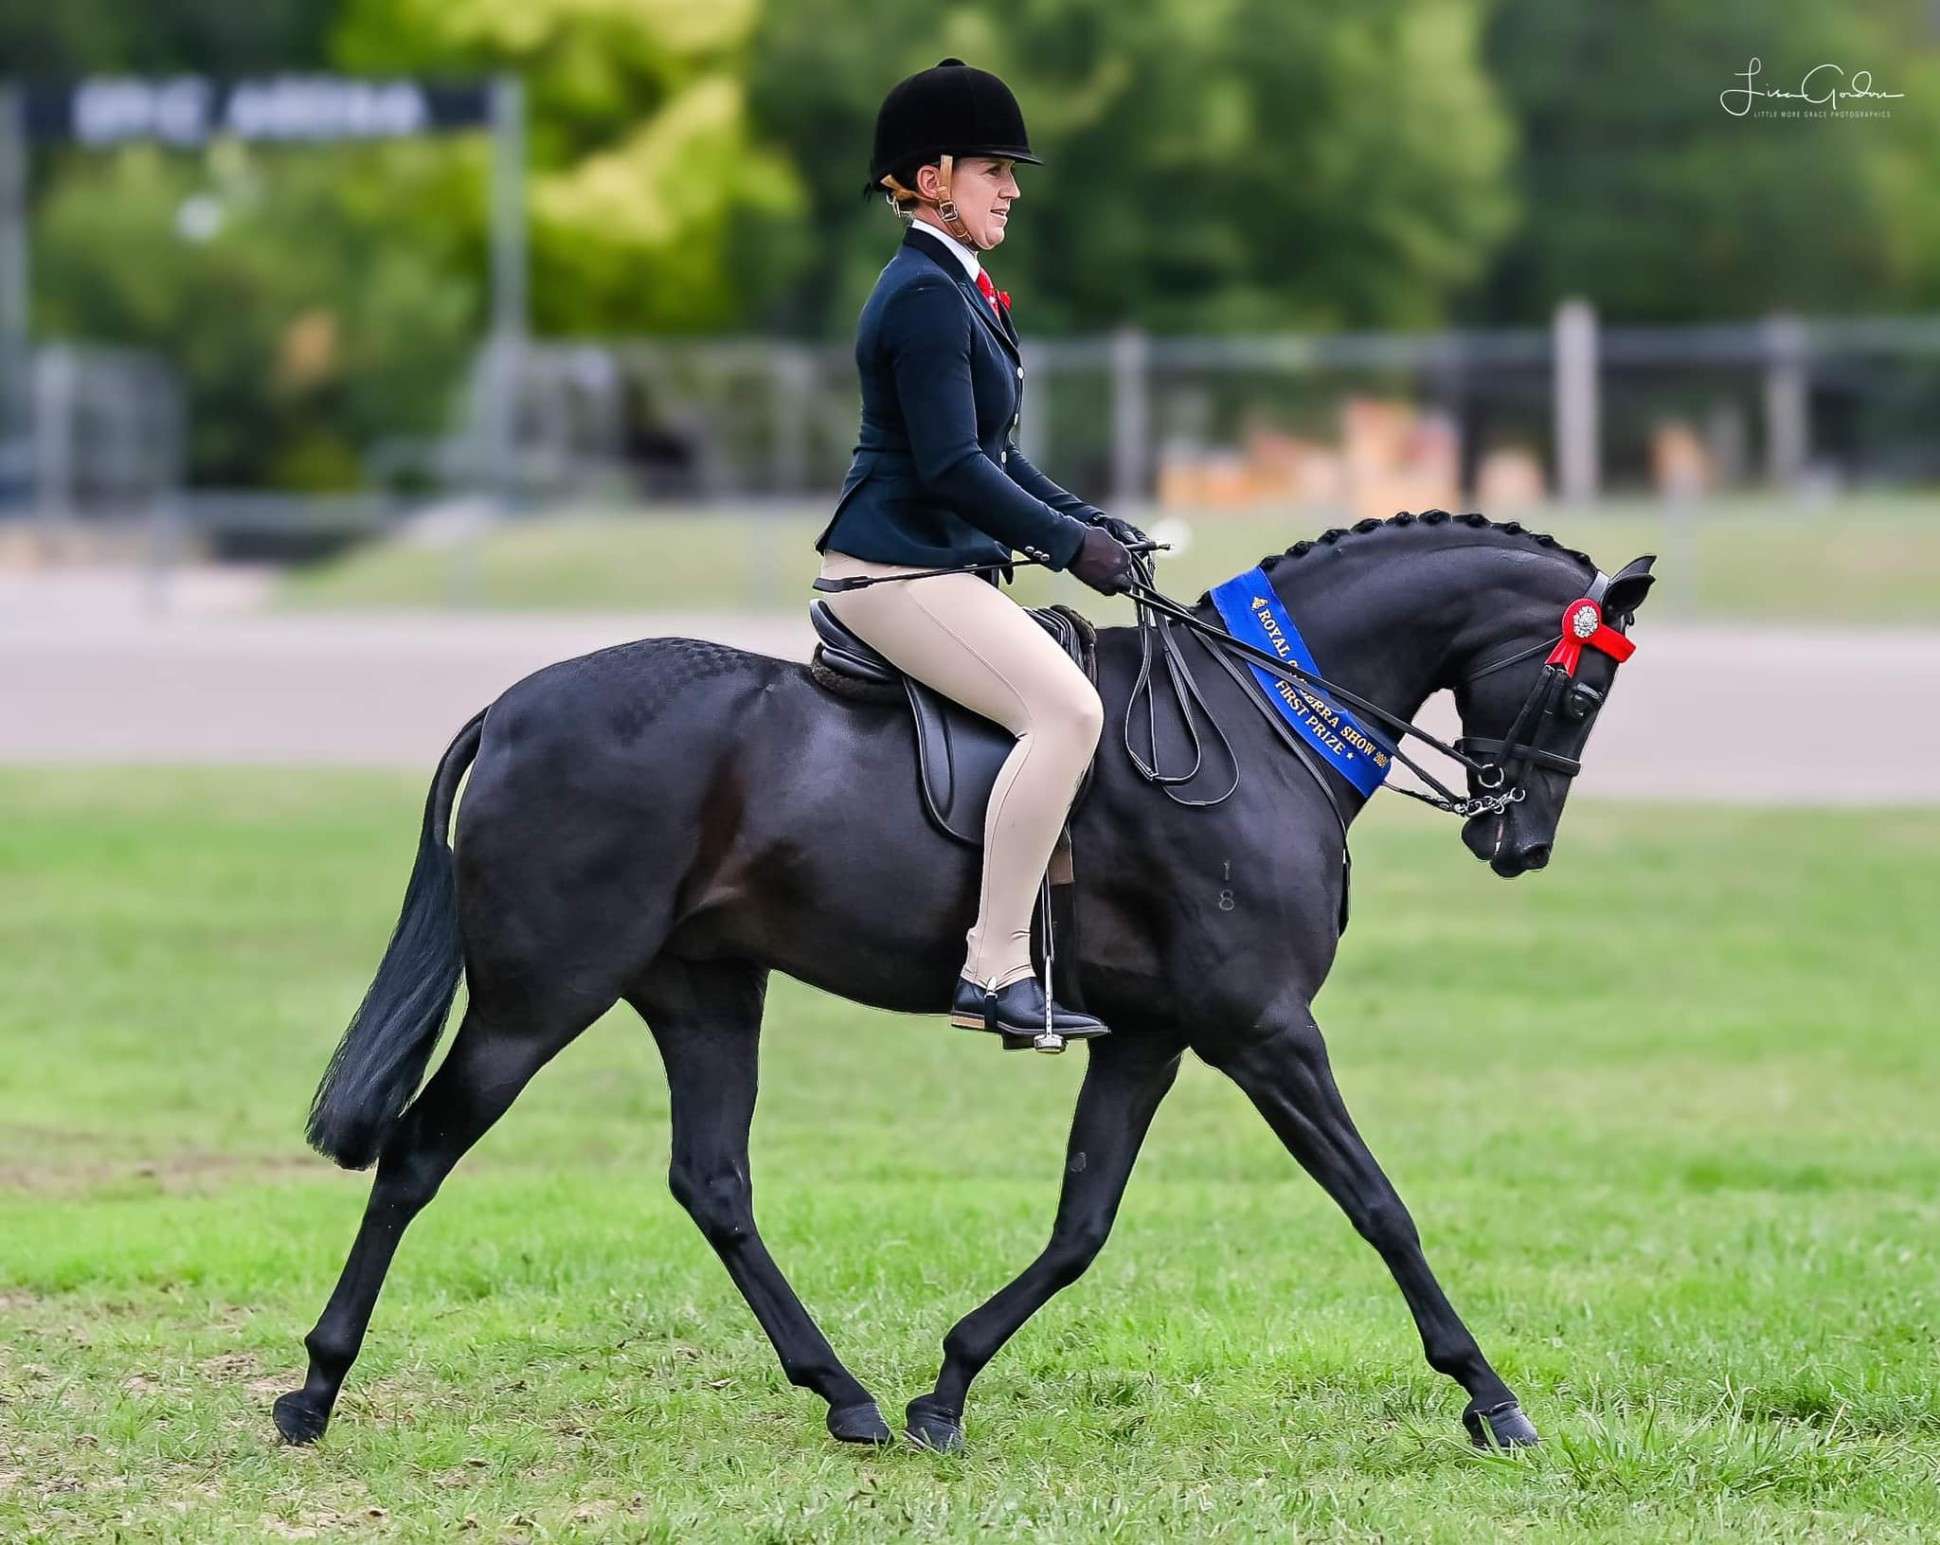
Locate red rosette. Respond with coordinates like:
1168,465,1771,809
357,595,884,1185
1544,598,1637,675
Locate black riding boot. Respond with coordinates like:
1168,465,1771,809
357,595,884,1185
949,972,1110,1042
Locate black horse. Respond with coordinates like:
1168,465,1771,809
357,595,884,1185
274,510,1654,1453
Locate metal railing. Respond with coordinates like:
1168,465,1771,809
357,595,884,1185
5,305,1939,550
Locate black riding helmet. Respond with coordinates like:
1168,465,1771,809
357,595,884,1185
866,58,1041,197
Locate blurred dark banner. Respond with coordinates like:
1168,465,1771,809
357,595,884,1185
21,76,491,144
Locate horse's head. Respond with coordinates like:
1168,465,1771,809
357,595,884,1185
1453,554,1656,877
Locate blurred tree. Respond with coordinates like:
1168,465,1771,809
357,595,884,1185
332,0,805,333
9,0,807,488
745,0,1518,336
1865,46,1940,310
0,0,336,75
4,2,476,490
1471,0,1940,321
14,0,1933,495
33,142,477,489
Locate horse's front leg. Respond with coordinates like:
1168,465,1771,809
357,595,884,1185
907,1032,1184,1452
1202,1007,1539,1449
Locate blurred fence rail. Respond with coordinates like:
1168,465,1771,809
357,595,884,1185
2,303,1938,561
431,306,1940,513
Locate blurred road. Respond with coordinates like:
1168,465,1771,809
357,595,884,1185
2,570,1935,802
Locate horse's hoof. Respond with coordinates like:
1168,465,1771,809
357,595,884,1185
827,1399,893,1445
1463,1398,1539,1450
904,1398,965,1454
272,1391,330,1445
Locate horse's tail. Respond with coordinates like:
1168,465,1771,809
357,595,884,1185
305,709,487,1169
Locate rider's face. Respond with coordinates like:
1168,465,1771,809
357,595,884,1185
916,157,1019,250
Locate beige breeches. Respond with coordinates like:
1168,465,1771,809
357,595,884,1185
818,549,1104,989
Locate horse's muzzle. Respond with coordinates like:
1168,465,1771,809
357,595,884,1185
1463,810,1551,877
1462,810,1503,865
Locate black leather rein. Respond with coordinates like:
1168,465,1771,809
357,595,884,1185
813,543,1580,826
1116,550,1534,822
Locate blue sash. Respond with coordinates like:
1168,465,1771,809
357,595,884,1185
1207,566,1394,798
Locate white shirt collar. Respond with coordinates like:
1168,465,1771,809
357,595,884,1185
908,218,982,282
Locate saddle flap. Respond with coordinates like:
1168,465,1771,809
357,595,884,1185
807,599,1099,849
903,676,1012,843
903,606,1098,846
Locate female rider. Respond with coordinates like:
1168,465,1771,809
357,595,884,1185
813,59,1142,1044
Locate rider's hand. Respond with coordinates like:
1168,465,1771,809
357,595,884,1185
1090,512,1149,550
1070,526,1136,596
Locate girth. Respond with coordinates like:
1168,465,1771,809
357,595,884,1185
807,599,1100,848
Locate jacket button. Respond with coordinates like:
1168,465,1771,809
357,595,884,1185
1016,365,1025,379
1000,450,1008,464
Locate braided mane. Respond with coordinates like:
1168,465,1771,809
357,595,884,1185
1195,509,1596,606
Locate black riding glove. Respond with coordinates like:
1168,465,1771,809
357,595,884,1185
1089,512,1149,550
1070,526,1136,596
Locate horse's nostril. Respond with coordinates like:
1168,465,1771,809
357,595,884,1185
1520,843,1551,870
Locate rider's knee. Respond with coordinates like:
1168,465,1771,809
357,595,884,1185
1061,679,1104,751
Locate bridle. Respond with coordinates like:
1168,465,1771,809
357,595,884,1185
1118,551,1638,823
1443,578,1636,814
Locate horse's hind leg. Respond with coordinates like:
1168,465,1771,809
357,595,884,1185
908,1033,1184,1452
273,1000,602,1443
632,958,891,1446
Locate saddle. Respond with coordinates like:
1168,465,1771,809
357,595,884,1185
807,599,1100,849
808,599,1101,1050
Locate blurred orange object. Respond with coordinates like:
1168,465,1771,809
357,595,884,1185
1342,398,1459,522
1650,419,1712,498
1476,448,1546,512
1156,396,1460,516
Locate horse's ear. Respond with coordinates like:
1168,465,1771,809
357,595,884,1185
1602,555,1656,626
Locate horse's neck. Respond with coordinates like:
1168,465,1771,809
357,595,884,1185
1244,548,1467,729
1264,537,1593,727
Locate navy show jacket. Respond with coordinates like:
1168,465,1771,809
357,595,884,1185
814,227,1103,576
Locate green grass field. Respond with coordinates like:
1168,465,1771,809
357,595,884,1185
279,492,1940,625
3,772,1937,1541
